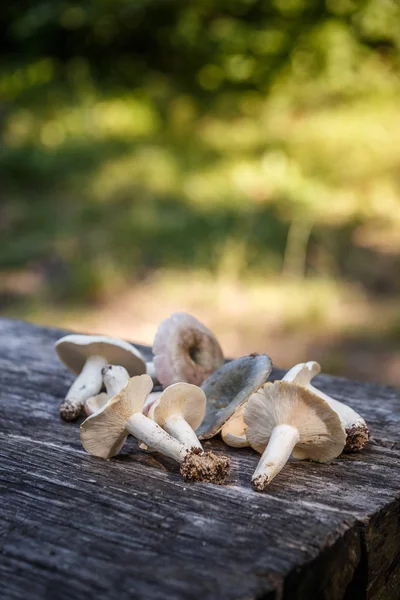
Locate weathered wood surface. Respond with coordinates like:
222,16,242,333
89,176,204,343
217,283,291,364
0,317,399,600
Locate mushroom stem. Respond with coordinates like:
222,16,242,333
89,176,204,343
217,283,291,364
102,365,130,396
163,415,203,451
61,355,108,420
126,413,230,483
308,383,363,425
308,384,368,451
251,424,299,492
126,413,188,462
283,362,369,452
84,365,132,417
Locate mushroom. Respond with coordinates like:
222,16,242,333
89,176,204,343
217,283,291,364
221,404,248,448
221,361,370,451
244,381,346,491
152,312,224,388
139,391,162,450
83,365,131,417
80,374,230,483
85,388,162,448
148,383,205,451
196,353,272,440
102,364,130,395
55,334,148,421
283,362,369,451
85,392,109,417
146,383,231,480
142,391,162,417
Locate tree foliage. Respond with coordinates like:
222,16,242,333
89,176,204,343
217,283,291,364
1,0,400,300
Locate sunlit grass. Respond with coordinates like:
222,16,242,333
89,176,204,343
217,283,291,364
0,267,373,351
6,266,397,387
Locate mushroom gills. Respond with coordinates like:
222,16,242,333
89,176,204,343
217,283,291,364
283,361,369,452
222,361,369,452
80,375,230,483
244,381,346,492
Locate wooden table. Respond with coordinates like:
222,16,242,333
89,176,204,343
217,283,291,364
1,317,399,599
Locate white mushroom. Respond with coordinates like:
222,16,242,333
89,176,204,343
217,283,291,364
83,365,131,417
80,374,230,483
138,391,163,450
84,392,109,417
283,362,369,451
149,383,205,451
152,312,224,388
102,364,130,395
84,366,161,442
142,391,162,417
146,383,230,481
55,334,148,421
244,381,346,491
221,361,369,452
197,353,272,440
81,374,174,457
221,404,248,448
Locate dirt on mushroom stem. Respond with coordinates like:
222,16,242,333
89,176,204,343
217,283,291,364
345,423,370,452
60,398,83,421
251,474,269,492
180,448,230,484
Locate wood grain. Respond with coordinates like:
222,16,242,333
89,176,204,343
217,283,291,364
0,317,399,599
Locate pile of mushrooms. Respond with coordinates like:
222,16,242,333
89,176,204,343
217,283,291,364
55,312,369,490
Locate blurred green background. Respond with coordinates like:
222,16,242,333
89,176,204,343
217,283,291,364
1,0,400,385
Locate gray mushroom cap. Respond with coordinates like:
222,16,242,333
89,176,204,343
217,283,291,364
196,353,272,440
55,334,146,376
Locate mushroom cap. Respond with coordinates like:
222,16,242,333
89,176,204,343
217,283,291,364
84,392,109,416
80,374,153,459
244,381,346,462
152,383,206,430
152,312,224,388
283,361,369,453
55,334,146,376
196,353,272,440
220,404,248,447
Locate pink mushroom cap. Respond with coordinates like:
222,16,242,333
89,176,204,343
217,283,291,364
152,312,224,388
